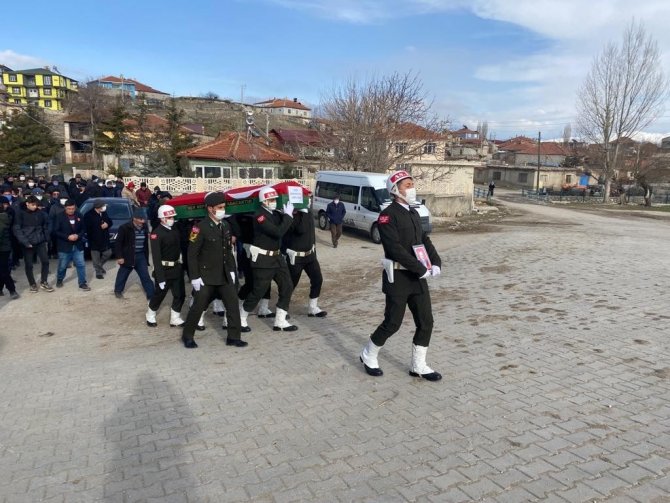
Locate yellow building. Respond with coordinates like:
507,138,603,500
2,67,78,111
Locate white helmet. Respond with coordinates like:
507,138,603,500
258,185,278,202
386,170,413,198
157,204,176,220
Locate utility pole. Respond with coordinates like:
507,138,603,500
536,131,541,193
240,84,246,106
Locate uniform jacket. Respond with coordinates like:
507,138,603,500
251,207,293,269
187,216,236,285
326,201,346,224
115,221,149,267
83,209,113,251
53,211,86,253
284,209,317,265
377,200,441,295
13,205,48,247
150,224,183,282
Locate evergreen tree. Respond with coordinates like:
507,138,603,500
164,98,196,176
96,102,129,170
0,105,60,176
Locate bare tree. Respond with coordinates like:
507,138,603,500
576,20,668,200
318,71,446,172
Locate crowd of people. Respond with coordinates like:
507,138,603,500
1,170,443,381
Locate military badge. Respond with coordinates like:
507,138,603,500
189,225,200,242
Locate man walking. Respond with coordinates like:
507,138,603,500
181,192,244,349
114,208,155,300
84,199,113,279
359,170,442,381
146,204,186,328
325,194,346,248
53,200,90,291
13,195,53,293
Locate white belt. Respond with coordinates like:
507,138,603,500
249,244,280,263
161,260,179,266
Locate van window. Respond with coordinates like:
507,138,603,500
361,186,380,212
316,181,359,204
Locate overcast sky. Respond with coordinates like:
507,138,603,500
2,0,670,141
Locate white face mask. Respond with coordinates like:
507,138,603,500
215,209,226,220
101,206,107,212
28,182,35,187
401,187,417,204
60,198,67,206
98,182,104,187
19,176,25,181
164,218,175,227
266,201,277,211
35,195,43,201
333,199,340,204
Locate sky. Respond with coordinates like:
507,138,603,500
3,0,670,142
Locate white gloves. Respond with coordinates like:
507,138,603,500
191,277,204,292
282,201,294,215
420,270,431,279
431,265,441,276
300,208,308,213
159,281,166,290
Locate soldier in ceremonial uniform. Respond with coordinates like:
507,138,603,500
284,204,327,317
239,186,297,332
359,171,443,381
181,192,244,349
145,205,186,328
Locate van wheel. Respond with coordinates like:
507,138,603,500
318,212,328,230
370,223,382,244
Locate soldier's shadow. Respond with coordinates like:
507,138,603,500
101,371,200,502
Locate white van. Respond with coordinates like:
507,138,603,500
312,171,432,244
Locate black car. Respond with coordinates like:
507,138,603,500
79,197,139,247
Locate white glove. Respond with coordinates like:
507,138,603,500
282,201,294,215
300,208,308,213
191,277,204,292
159,281,166,290
420,270,431,279
431,266,441,277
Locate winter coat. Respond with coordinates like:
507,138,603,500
13,205,48,247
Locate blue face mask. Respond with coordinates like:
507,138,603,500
53,181,58,186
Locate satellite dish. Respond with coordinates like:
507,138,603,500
245,110,254,126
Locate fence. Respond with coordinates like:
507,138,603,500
521,188,670,205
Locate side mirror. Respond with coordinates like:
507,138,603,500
421,198,426,205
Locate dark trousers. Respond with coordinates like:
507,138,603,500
288,258,323,299
182,283,241,341
371,290,434,347
243,261,293,312
149,274,185,312
10,235,22,265
330,224,343,246
0,251,16,293
114,252,155,300
237,249,270,301
23,242,49,286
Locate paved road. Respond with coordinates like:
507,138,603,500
1,200,669,502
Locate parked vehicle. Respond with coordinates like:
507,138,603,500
79,197,138,248
312,171,432,244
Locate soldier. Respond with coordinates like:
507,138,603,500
239,186,297,332
284,203,327,317
181,192,244,349
146,205,186,328
359,170,443,381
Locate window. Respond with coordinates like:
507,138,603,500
43,76,51,85
315,182,359,204
565,175,572,184
237,166,274,179
43,88,52,96
360,186,380,212
12,87,20,94
44,100,52,108
396,163,411,172
395,143,407,154
194,165,232,178
423,142,436,154
28,88,38,98
492,171,501,181
518,173,528,183
14,99,21,104
8,74,17,82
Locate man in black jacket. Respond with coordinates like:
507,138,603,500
113,208,154,300
284,205,327,317
359,171,442,381
13,195,53,293
145,204,185,329
53,200,90,291
239,186,297,332
181,192,243,349
83,199,113,279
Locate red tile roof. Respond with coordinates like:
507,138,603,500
254,98,311,111
393,122,447,140
497,136,537,151
513,142,570,156
95,76,168,95
179,132,297,163
452,126,479,135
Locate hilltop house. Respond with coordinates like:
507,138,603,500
253,97,312,120
2,66,78,110
89,76,169,105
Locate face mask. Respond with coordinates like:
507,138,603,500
215,210,226,220
19,176,25,181
266,202,277,211
28,182,35,188
60,198,67,206
98,182,104,187
164,218,175,227
53,181,59,186
402,188,417,204
101,206,107,212
333,199,339,204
